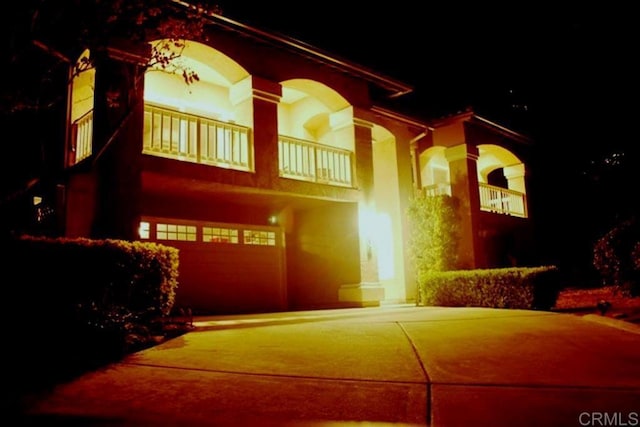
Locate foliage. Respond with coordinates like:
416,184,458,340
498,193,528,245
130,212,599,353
8,235,180,316
6,234,183,392
418,266,561,310
406,193,461,285
5,0,217,115
593,216,640,296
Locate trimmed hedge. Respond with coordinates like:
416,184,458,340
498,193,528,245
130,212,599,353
418,266,560,310
8,235,179,317
5,235,180,391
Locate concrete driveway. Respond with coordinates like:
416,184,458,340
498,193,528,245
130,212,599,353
21,305,640,426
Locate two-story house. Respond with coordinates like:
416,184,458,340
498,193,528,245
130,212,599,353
59,8,535,314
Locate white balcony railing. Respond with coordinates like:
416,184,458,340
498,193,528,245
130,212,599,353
422,182,452,197
421,182,527,218
278,135,353,187
479,183,527,218
143,105,252,171
70,109,93,165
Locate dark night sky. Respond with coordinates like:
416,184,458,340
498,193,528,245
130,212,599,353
215,1,638,153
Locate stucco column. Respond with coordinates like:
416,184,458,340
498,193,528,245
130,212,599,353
248,76,282,187
338,117,384,306
91,45,147,240
445,143,484,268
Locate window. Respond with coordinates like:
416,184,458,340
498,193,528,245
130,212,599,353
156,223,197,241
139,221,150,239
243,230,276,246
203,226,239,244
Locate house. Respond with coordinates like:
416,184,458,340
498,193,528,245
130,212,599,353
43,7,536,314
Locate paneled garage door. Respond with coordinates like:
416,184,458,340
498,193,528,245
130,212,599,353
139,217,286,314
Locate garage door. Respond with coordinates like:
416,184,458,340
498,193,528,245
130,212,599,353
139,217,286,314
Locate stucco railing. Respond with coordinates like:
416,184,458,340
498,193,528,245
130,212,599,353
479,183,527,218
278,135,353,187
70,109,93,165
143,105,252,171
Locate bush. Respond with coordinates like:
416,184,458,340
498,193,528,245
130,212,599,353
418,266,560,310
9,235,179,316
593,216,640,296
406,193,461,285
6,235,180,367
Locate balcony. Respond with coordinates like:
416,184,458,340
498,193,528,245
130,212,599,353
69,109,93,165
479,183,527,218
422,182,527,218
143,105,252,171
278,135,354,187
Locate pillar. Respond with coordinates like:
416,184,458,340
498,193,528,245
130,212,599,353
338,117,384,306
91,45,148,240
445,143,485,268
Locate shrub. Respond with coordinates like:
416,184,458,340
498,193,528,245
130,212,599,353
418,266,560,310
9,235,179,316
593,216,640,296
406,193,461,286
6,235,180,360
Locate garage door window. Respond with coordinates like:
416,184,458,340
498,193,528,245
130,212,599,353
157,223,197,241
244,230,276,246
203,226,239,244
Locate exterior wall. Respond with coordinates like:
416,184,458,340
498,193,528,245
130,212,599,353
64,172,96,238
478,211,536,267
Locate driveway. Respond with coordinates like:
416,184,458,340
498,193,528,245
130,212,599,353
21,305,640,426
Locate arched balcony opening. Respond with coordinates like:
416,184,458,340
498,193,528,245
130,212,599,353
277,79,354,187
143,40,253,171
477,144,527,217
68,49,95,166
419,146,451,196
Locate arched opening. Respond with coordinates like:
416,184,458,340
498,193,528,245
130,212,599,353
477,144,527,217
68,49,95,165
419,146,451,196
277,79,354,186
143,40,253,171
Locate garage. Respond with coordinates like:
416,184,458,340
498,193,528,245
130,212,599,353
139,216,286,314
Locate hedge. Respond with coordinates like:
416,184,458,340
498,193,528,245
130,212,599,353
7,235,179,318
418,266,560,310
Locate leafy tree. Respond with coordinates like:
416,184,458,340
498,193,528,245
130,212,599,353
593,216,640,296
406,193,461,293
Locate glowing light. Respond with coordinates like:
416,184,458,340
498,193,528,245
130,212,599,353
268,215,278,225
375,213,394,280
358,207,394,278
